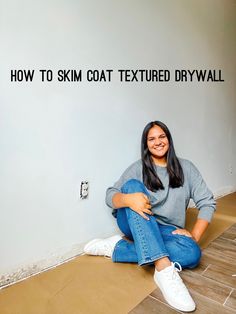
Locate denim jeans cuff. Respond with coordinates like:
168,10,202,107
138,253,169,266
111,239,124,262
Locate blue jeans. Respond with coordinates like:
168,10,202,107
112,179,201,268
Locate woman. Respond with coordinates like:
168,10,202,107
84,121,216,312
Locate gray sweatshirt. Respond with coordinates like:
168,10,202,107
106,158,216,229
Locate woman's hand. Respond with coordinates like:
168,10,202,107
172,228,196,240
125,193,153,220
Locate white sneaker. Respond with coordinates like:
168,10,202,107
84,235,122,257
154,262,196,312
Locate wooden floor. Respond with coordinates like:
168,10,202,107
130,223,236,313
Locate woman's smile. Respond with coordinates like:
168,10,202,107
147,125,169,164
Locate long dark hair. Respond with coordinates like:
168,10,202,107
141,121,184,191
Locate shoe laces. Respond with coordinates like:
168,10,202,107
172,262,182,276
166,262,189,296
168,262,182,281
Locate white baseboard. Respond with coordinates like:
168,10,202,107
0,243,85,289
213,186,236,199
0,230,121,289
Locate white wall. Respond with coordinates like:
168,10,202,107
0,0,236,284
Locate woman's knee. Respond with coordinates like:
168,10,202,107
180,237,202,268
187,242,202,268
121,179,148,194
167,235,202,269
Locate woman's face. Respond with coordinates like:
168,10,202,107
147,125,169,164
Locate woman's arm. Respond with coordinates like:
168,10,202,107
112,192,153,220
191,218,209,242
105,160,142,209
188,161,216,223
172,218,209,242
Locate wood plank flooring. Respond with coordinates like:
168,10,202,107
129,223,236,314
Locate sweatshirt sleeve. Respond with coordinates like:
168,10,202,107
105,160,142,209
189,161,216,222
